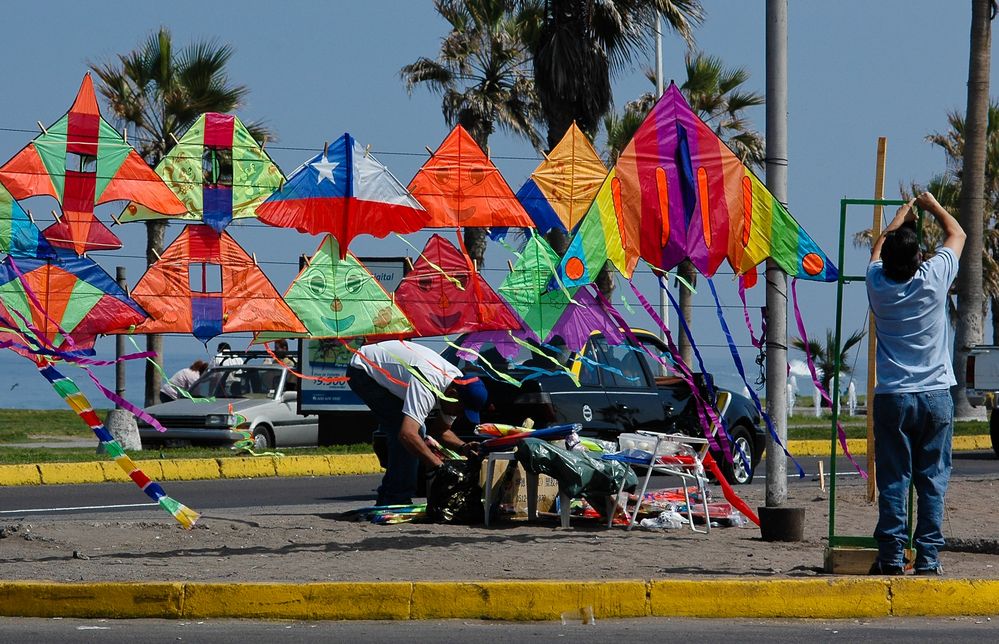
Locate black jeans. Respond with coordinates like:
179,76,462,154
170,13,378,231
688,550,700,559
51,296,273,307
346,366,419,505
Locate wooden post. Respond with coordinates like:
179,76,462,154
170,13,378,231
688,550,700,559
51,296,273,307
867,137,887,503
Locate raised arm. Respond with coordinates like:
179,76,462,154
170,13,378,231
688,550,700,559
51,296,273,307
915,191,966,258
870,198,917,262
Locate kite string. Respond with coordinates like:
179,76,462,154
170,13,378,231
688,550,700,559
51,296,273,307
790,278,867,478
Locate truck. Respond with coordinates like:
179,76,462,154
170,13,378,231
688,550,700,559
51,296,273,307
965,346,999,456
438,328,766,484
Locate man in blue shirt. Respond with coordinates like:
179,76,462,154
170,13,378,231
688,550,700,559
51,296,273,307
866,191,966,575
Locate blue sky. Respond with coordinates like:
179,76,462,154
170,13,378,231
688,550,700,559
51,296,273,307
0,1,992,408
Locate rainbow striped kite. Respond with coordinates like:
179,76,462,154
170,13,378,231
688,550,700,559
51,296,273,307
559,83,837,287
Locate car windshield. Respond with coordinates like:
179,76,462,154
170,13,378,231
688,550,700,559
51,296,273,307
189,366,284,399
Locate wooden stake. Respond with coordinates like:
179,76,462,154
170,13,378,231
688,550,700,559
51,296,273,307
425,145,434,156
26,209,35,224
169,133,180,145
50,210,60,223
123,126,128,144
252,252,258,266
404,257,414,272
507,259,515,273
323,141,329,157
109,212,122,226
867,137,887,504
36,121,47,135
152,248,162,261
818,459,826,493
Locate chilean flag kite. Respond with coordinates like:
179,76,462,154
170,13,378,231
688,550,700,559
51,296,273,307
257,132,428,257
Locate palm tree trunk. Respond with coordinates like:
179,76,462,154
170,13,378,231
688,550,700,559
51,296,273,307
953,0,993,420
143,220,167,406
677,260,696,367
459,112,493,268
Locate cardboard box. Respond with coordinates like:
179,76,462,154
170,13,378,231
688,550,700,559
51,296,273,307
480,459,560,520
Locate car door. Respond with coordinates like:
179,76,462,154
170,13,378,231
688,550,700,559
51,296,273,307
273,371,318,446
545,338,613,434
588,335,663,433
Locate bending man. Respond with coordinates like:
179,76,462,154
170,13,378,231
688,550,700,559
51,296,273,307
347,340,487,506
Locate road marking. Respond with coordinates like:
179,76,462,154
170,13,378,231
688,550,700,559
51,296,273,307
0,502,159,514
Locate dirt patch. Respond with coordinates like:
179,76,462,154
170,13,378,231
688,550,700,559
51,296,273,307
1,477,997,582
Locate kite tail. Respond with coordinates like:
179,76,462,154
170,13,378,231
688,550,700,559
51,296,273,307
706,278,805,479
790,279,867,479
35,359,200,528
737,275,766,350
599,284,722,454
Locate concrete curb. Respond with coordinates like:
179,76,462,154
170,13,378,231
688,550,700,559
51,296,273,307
0,436,991,487
0,454,382,487
2,578,998,620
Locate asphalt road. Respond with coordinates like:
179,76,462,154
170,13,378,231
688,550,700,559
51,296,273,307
0,452,994,522
0,616,996,642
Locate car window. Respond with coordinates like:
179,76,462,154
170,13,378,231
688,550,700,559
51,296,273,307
190,367,283,399
592,338,651,389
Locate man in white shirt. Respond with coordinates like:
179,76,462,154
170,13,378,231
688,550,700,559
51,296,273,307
347,340,488,505
210,342,244,368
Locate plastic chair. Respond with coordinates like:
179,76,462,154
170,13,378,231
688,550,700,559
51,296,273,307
613,431,711,533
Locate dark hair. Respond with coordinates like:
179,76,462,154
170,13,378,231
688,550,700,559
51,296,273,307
881,222,920,282
217,342,231,352
190,360,209,373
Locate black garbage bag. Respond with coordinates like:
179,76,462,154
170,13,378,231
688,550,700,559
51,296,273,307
426,458,485,525
515,438,637,500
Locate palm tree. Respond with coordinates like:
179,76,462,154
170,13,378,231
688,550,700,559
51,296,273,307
791,329,865,406
401,0,544,266
952,0,995,419
91,28,271,406
531,0,703,150
603,51,764,365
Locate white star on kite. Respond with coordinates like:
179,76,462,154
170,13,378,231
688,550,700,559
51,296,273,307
311,155,339,185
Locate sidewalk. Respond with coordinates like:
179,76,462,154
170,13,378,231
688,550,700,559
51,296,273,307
0,440,997,621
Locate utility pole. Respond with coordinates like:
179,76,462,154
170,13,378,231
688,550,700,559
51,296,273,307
654,12,668,353
764,0,789,508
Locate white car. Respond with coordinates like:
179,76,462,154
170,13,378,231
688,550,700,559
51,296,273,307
139,360,317,450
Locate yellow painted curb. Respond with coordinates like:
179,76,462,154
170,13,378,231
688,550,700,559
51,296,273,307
412,580,649,620
275,456,333,478
891,578,999,616
0,464,40,486
0,582,183,618
789,435,991,457
37,461,106,485
159,458,221,481
218,457,278,479
2,579,999,620
182,582,413,620
651,579,891,618
327,453,382,476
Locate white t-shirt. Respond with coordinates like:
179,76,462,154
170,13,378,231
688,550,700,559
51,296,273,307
210,353,244,368
349,340,461,425
161,368,203,399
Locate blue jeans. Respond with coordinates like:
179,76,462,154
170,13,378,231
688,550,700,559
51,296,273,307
347,366,421,506
872,390,953,571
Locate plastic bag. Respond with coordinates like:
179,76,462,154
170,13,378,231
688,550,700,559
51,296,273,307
426,458,485,525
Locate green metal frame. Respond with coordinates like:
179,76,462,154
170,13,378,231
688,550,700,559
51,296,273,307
827,198,915,549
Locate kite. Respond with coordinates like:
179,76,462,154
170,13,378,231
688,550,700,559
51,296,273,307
558,83,837,288
0,249,147,353
408,125,534,230
394,234,521,338
35,359,199,528
124,224,306,343
255,234,413,342
520,123,607,235
547,287,622,353
118,112,284,233
0,182,56,259
498,233,574,343
257,132,428,256
0,73,186,255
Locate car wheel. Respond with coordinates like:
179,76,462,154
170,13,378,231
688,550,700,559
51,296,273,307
253,425,275,450
990,410,999,459
721,424,755,485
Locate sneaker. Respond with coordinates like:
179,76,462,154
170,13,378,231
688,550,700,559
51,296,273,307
914,565,943,576
868,560,905,576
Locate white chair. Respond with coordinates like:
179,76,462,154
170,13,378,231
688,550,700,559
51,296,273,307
619,431,711,534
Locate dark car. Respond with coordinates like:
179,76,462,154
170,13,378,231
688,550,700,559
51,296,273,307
373,330,765,484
